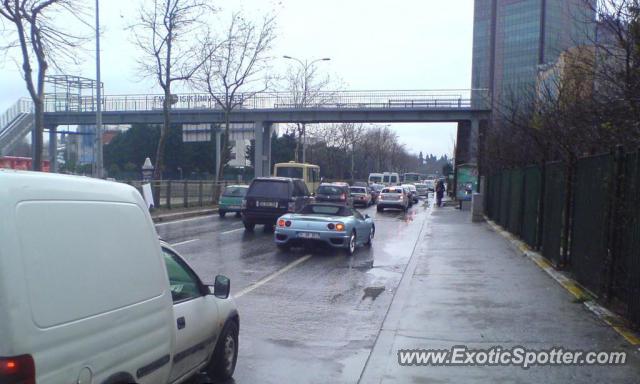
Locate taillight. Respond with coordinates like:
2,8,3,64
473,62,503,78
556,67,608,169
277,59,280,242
241,199,247,209
285,220,292,227
335,223,345,231
327,223,335,230
278,219,286,227
0,355,35,384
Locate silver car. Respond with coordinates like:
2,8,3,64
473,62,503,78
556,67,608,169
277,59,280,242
377,186,409,212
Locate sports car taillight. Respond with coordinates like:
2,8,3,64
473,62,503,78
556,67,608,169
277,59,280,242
285,220,292,227
327,223,335,230
335,223,345,231
278,219,286,227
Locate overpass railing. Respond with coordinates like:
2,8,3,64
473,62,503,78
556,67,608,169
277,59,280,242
40,89,491,113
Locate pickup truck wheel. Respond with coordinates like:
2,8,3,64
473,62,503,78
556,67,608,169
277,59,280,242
219,211,226,218
208,320,239,380
243,222,255,231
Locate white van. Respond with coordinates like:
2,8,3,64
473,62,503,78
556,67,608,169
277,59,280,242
368,173,383,184
382,172,400,186
0,170,239,384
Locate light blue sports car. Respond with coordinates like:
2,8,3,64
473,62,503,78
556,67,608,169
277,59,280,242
274,203,375,255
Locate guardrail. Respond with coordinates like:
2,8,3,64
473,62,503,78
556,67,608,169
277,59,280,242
123,180,245,209
39,89,491,113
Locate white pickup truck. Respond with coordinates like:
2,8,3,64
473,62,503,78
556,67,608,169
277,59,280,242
0,170,239,384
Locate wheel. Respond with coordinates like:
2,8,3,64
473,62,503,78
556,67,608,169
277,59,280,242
345,231,357,256
235,212,241,218
243,221,255,231
365,225,375,247
219,211,226,218
377,206,383,212
207,320,239,380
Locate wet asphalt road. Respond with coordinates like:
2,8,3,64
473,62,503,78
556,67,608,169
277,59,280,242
156,196,432,384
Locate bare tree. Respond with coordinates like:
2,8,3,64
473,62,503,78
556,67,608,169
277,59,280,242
335,122,364,181
129,0,213,179
0,0,89,171
282,59,332,162
195,12,276,181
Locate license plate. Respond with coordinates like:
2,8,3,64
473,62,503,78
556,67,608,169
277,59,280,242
298,232,320,239
257,201,278,208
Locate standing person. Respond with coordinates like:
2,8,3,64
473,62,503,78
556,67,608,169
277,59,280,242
435,180,445,207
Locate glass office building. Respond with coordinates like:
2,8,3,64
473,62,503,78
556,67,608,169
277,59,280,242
472,0,595,107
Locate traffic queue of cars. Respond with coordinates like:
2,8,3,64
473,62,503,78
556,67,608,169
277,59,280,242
233,176,430,255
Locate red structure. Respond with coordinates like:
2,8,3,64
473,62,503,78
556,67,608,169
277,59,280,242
0,156,50,172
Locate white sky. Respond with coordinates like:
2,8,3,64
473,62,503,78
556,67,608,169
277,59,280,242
0,0,473,157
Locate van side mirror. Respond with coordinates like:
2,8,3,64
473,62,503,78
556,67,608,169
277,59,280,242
213,275,230,299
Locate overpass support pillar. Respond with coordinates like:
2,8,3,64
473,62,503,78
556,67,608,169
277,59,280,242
214,127,221,181
48,126,58,173
253,121,272,178
469,118,480,164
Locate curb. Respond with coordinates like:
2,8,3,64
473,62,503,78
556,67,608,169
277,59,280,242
152,208,218,223
485,217,640,346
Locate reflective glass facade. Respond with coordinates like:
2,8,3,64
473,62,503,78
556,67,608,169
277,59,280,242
471,0,595,107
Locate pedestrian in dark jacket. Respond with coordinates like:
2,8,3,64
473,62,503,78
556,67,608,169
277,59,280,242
435,180,445,207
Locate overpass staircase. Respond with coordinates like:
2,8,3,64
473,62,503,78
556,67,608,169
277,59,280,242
0,99,34,156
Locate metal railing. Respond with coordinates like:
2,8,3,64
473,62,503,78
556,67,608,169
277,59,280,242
38,89,491,113
0,99,33,132
124,180,244,209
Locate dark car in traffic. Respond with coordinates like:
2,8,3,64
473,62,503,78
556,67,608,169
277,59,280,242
241,177,312,231
315,182,353,207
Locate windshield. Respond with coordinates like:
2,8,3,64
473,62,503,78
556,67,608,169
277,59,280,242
276,167,303,179
317,185,344,195
350,187,366,194
369,176,382,183
223,186,248,197
300,205,351,216
382,188,403,194
248,180,289,198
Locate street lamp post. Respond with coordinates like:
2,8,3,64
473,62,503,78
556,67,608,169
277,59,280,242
282,55,330,163
94,0,103,178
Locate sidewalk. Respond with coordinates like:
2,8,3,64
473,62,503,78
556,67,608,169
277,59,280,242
359,204,640,383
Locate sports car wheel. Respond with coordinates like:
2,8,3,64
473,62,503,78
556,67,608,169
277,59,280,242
346,231,356,256
365,226,375,247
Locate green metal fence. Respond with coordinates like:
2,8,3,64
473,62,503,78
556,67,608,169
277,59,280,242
570,154,612,294
541,162,565,266
485,150,640,327
521,165,541,247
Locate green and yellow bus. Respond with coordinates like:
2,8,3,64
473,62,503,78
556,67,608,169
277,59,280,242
273,162,321,193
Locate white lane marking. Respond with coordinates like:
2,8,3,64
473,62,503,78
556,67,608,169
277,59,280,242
171,239,199,247
235,254,312,298
220,228,245,235
155,215,213,227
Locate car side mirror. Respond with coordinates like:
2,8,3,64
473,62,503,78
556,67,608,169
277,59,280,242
213,275,230,299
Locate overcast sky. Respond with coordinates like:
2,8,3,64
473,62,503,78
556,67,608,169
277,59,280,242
0,0,473,157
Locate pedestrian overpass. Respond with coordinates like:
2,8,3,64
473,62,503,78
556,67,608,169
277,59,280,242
0,89,491,176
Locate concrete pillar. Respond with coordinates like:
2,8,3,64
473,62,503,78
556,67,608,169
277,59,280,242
48,126,57,173
469,118,480,164
214,127,221,180
254,121,264,177
263,122,272,177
